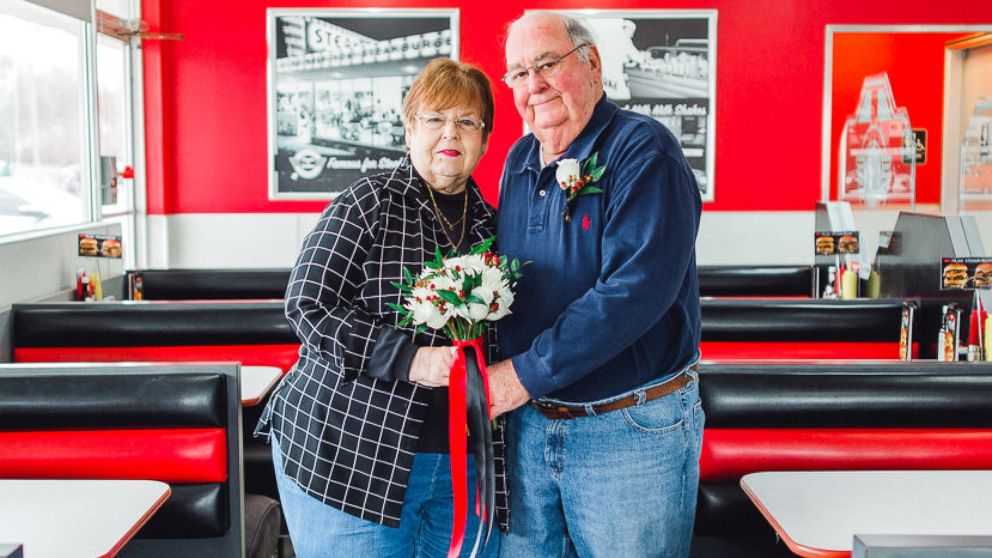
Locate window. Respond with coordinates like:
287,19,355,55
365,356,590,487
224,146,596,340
0,0,91,236
96,0,129,19
97,32,130,211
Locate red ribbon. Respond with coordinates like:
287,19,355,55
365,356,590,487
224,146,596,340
447,337,490,558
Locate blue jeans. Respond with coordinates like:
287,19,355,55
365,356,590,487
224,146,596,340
500,369,704,558
272,435,501,558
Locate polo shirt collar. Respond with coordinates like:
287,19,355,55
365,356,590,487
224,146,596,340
512,95,618,175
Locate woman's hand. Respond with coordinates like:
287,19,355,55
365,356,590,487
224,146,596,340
408,346,456,387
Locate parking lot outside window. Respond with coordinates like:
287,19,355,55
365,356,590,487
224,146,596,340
0,0,90,237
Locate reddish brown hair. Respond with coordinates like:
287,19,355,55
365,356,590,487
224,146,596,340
403,58,494,140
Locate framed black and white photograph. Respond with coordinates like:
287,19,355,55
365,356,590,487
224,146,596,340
267,9,458,199
557,10,717,202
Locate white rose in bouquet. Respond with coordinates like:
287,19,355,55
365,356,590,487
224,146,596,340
490,281,514,321
407,285,449,329
467,266,513,321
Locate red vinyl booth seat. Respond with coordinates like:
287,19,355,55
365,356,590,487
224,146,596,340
700,428,992,482
15,344,300,373
699,341,918,360
0,428,227,482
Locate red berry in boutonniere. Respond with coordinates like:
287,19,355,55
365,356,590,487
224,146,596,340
556,152,606,222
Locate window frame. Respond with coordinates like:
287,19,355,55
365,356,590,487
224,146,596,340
0,0,142,270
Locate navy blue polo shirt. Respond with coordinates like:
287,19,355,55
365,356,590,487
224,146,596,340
497,96,702,402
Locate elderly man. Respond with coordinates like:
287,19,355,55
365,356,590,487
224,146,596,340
487,11,704,558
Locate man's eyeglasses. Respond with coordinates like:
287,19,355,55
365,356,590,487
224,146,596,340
415,114,486,133
502,43,590,88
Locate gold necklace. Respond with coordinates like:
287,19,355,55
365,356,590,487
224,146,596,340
425,185,468,250
432,194,465,229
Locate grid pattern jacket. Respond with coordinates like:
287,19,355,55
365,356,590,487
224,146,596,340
256,158,508,529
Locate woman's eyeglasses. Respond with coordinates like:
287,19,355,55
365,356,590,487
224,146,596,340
415,114,486,133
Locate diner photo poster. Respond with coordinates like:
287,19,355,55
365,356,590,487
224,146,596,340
267,9,457,199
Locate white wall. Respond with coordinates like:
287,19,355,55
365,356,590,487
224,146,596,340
146,214,318,268
146,210,833,268
153,212,822,268
145,209,992,269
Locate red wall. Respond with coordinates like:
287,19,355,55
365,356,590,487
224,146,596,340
829,32,967,205
142,0,992,215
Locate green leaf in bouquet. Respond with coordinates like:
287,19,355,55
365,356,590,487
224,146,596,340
425,247,444,269
402,266,415,284
385,302,407,313
462,275,480,293
398,315,413,328
509,258,527,282
437,289,462,305
590,164,606,182
465,294,485,304
578,186,603,196
583,152,598,174
414,324,428,335
470,236,496,255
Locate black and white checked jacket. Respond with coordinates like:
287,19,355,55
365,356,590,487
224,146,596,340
256,158,508,529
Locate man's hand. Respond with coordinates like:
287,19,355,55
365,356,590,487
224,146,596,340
488,359,531,418
408,346,455,387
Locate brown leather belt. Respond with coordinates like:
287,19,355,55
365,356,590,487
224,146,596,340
531,369,694,420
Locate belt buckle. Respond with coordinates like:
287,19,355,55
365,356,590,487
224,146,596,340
533,400,556,411
533,399,580,419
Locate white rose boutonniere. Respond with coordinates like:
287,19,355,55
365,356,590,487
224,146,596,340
555,159,582,186
556,152,606,222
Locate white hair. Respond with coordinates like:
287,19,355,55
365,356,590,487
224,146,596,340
508,12,597,65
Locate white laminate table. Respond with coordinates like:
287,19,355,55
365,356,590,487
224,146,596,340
740,470,992,558
0,479,171,558
241,365,283,407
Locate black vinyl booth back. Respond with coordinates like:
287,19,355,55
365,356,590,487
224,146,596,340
127,269,290,300
124,265,814,300
697,265,814,297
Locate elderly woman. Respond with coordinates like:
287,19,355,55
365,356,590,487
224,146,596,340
256,58,505,557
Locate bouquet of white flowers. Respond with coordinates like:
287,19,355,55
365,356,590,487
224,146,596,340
389,238,519,340
388,237,521,558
